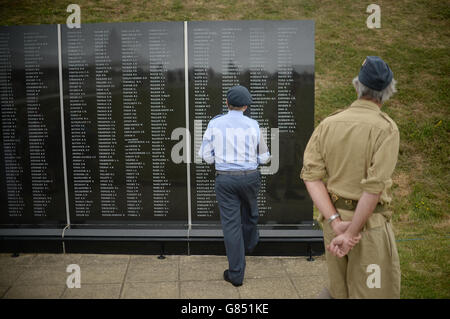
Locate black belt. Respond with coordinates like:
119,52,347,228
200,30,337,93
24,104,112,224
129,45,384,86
216,169,258,176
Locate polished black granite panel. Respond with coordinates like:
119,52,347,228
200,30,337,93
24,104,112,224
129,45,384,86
61,22,188,226
188,20,314,225
0,20,315,232
0,25,66,226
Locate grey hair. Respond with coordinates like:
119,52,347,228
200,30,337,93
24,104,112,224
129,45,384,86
352,76,397,103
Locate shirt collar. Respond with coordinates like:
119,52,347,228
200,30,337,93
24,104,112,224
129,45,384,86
228,110,244,116
350,99,381,112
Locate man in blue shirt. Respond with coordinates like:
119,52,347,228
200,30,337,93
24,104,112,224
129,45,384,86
198,85,270,286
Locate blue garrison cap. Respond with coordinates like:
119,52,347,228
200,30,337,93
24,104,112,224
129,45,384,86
226,85,253,107
358,56,393,91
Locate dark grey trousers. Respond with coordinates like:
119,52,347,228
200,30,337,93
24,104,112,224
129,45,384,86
215,171,261,285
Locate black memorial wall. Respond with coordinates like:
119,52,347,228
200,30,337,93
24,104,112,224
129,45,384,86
0,25,66,226
0,20,314,233
61,22,188,226
189,20,314,226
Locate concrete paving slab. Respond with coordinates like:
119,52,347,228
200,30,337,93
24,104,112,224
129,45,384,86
1,265,32,286
130,255,179,264
1,253,329,299
281,256,328,278
180,280,240,299
0,253,36,266
4,284,65,299
30,253,82,266
237,278,299,299
125,261,178,283
121,281,179,299
79,254,130,265
180,255,228,281
80,264,128,284
62,283,121,299
14,266,67,286
245,257,287,279
180,255,228,263
291,275,329,299
0,286,10,298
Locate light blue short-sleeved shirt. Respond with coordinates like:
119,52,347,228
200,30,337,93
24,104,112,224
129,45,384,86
198,110,271,171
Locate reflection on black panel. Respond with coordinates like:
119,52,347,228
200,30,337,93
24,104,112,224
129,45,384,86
189,20,314,225
0,20,314,230
0,25,66,226
61,22,187,225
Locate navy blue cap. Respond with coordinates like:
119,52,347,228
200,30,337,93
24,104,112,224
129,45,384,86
358,56,393,91
226,85,253,107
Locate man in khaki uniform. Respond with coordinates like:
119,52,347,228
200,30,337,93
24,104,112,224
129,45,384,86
301,56,401,298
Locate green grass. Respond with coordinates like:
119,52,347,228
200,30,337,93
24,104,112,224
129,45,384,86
0,0,449,298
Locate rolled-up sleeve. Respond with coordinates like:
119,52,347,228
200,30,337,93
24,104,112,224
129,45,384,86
301,124,326,181
257,127,271,164
360,128,399,194
198,125,215,164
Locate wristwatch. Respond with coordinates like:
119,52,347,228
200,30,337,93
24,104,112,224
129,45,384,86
327,213,341,224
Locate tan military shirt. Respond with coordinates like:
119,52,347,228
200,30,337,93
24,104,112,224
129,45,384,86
301,99,399,204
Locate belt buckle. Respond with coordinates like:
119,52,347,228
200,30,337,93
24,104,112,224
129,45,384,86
331,193,339,203
345,199,353,209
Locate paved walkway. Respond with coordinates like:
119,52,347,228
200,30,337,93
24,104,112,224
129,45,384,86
0,253,328,299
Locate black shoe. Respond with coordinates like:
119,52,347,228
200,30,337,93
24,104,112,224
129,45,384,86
223,270,242,287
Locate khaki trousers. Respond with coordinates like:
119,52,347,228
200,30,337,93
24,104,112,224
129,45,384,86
320,209,401,298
